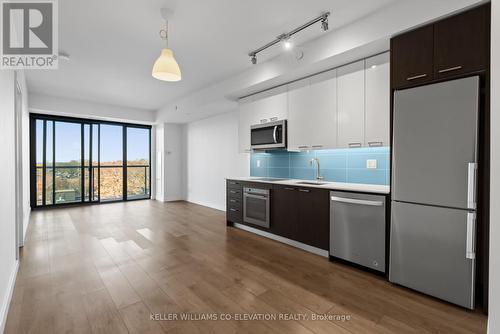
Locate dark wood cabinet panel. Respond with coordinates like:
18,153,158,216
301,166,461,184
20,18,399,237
226,180,243,224
296,188,329,250
434,5,488,79
271,185,298,239
391,25,434,88
271,185,329,250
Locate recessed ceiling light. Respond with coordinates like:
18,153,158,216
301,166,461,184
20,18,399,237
371,65,377,69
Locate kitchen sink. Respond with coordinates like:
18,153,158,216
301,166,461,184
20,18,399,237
296,181,328,185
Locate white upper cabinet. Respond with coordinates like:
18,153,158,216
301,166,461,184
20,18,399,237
252,85,288,124
287,70,337,151
237,86,288,153
365,52,390,147
337,60,365,148
287,78,311,151
309,69,337,150
237,53,390,153
238,96,255,153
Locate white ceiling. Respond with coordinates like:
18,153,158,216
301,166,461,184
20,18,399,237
26,0,397,112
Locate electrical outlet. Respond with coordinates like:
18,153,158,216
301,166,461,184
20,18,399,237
366,159,377,169
257,160,261,168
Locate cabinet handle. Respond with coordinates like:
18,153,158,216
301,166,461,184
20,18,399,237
284,187,296,191
312,145,323,149
229,208,238,212
298,145,310,149
406,74,427,81
439,66,462,73
269,117,278,121
299,189,310,193
348,142,362,148
368,141,383,147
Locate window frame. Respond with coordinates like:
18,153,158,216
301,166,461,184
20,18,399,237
30,113,152,208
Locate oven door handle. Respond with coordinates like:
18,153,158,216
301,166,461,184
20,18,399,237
244,193,268,200
273,126,278,144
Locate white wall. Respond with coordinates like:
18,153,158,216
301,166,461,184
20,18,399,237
155,124,165,201
155,123,186,202
488,0,499,332
165,124,185,201
0,70,19,334
185,112,249,211
17,71,30,244
29,93,155,124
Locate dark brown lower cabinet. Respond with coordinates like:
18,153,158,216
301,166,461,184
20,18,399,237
296,188,329,250
271,185,329,250
271,185,298,239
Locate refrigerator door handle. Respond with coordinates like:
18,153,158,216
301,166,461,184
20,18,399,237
467,162,477,209
466,212,476,259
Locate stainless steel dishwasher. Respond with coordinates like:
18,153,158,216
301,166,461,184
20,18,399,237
330,191,386,272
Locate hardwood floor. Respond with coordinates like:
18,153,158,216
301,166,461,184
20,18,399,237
5,200,487,334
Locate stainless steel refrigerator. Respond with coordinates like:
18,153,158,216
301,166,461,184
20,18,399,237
390,76,479,309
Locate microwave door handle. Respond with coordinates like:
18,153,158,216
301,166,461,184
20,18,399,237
273,126,278,144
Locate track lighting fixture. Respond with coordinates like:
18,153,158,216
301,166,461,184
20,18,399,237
250,54,257,65
321,17,329,31
279,34,293,50
248,11,330,65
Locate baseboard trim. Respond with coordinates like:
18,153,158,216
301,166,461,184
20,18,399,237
20,207,31,247
186,199,224,212
0,260,19,334
232,223,329,258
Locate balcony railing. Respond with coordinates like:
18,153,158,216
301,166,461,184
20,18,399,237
35,164,150,205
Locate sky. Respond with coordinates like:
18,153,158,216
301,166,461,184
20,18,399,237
36,120,149,164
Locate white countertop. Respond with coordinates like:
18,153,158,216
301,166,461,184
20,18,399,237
226,177,390,194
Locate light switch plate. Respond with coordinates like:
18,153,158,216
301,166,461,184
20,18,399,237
366,159,377,169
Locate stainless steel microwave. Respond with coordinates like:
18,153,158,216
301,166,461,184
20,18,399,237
250,120,287,150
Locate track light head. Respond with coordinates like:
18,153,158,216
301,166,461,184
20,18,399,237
279,34,293,50
250,54,257,65
321,17,329,31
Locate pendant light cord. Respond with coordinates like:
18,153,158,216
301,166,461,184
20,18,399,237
159,20,169,48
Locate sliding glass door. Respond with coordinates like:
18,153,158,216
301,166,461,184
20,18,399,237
100,124,124,201
127,127,150,199
30,114,151,208
54,121,82,204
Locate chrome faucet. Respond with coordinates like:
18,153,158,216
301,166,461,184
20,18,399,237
309,158,324,181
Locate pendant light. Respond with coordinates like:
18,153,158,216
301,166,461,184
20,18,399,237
152,10,181,82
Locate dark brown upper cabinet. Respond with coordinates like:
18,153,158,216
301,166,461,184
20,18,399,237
391,25,434,88
391,4,489,89
434,5,488,79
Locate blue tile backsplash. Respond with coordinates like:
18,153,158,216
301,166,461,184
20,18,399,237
250,147,390,185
